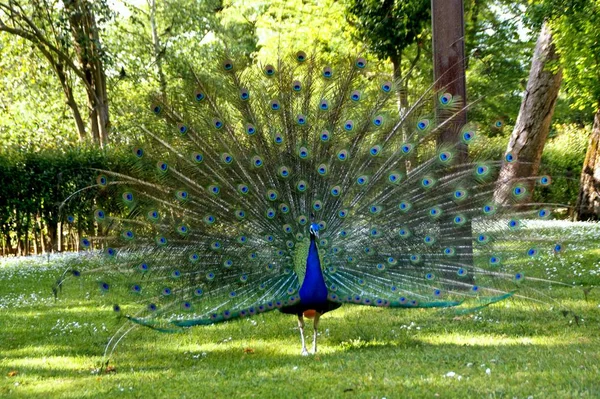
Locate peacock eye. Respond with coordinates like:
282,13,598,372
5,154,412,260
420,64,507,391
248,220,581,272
296,51,307,62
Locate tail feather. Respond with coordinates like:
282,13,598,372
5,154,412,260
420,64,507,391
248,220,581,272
57,52,589,337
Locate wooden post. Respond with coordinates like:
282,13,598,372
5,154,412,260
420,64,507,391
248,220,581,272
431,0,473,279
432,0,468,156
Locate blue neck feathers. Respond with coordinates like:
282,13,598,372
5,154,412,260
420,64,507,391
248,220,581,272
299,235,328,305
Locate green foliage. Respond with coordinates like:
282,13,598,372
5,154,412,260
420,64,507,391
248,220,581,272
221,0,357,62
464,2,536,135
539,124,591,208
345,0,430,60
107,0,224,86
0,0,556,146
527,0,600,114
0,34,81,148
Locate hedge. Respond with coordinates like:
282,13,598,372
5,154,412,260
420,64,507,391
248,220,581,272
0,124,589,256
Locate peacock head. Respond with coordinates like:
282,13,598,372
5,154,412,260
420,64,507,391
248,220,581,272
309,223,319,238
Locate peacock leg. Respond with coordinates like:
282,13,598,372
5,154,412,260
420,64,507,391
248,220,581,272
312,312,321,355
298,314,309,356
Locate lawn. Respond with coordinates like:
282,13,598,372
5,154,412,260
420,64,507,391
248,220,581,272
1,222,599,398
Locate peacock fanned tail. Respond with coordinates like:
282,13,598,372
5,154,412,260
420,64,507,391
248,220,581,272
60,52,574,341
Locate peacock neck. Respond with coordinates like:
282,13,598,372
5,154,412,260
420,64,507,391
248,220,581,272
298,235,328,305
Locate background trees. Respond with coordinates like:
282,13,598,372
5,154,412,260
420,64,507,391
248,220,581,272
0,0,113,145
0,0,598,255
540,0,600,221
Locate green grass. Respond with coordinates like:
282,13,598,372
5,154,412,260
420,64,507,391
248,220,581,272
1,226,600,398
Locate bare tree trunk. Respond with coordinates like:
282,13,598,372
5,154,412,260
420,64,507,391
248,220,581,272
493,23,562,204
90,16,110,145
90,107,101,144
432,0,468,158
15,209,22,256
576,107,600,220
77,223,81,252
63,79,88,141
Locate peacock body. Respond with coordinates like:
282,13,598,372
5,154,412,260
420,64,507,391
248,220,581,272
59,51,576,356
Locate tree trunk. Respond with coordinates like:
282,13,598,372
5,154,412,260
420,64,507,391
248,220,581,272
5,233,12,256
77,223,82,252
38,214,46,254
15,209,21,256
432,0,473,285
47,221,57,253
576,107,600,220
432,0,468,157
33,226,38,255
24,213,30,256
57,221,62,252
36,46,88,141
493,23,562,204
65,0,110,146
390,54,408,113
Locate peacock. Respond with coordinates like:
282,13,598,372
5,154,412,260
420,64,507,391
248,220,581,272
58,51,580,357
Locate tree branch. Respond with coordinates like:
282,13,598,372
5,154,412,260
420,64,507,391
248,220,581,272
0,2,88,84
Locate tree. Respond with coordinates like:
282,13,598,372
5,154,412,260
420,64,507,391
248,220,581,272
345,0,430,111
344,0,430,176
577,113,600,220
0,32,81,149
526,0,600,219
0,0,112,145
493,22,562,204
548,0,600,220
110,0,223,97
463,1,537,133
348,0,431,110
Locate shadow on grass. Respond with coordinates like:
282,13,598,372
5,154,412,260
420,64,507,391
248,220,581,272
4,336,599,399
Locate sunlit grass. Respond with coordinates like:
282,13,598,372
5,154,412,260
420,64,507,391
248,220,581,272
1,225,599,398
